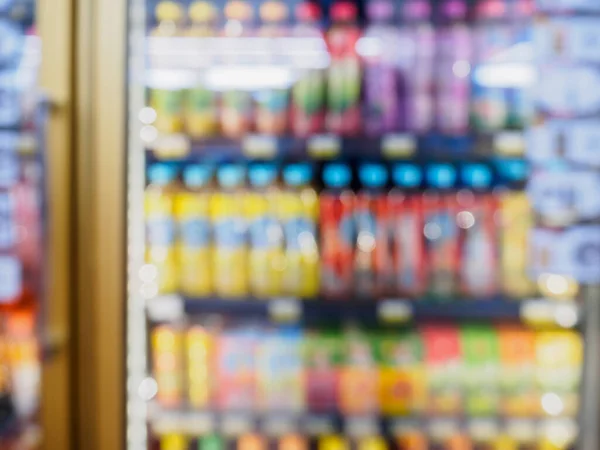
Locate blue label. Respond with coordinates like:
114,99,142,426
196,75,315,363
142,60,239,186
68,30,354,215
249,217,279,249
339,215,356,247
147,218,175,246
355,210,377,237
214,218,245,248
426,213,457,244
180,219,211,248
284,218,316,250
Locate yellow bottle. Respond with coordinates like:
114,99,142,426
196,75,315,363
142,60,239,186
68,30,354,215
318,436,348,450
279,164,319,297
161,433,187,450
145,164,179,294
186,324,213,408
357,436,386,450
211,165,248,298
175,165,213,297
186,1,219,138
246,164,284,297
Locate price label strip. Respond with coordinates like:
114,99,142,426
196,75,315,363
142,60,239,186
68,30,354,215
151,134,191,159
494,131,525,157
243,134,278,159
378,299,412,324
146,295,185,322
307,134,341,159
268,297,301,323
381,133,416,158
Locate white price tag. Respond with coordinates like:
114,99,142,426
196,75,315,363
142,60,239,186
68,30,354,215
536,66,600,117
307,134,341,159
345,417,379,437
381,133,416,158
222,414,253,436
263,416,297,436
305,415,335,435
0,256,21,303
494,131,526,156
151,411,184,435
268,298,301,323
243,134,277,159
146,295,184,322
378,299,412,323
468,419,498,441
152,134,191,159
182,412,214,434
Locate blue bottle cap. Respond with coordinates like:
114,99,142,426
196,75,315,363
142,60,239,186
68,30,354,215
392,163,422,188
217,164,246,188
283,163,313,187
147,163,178,185
426,163,456,189
323,163,351,188
461,163,492,189
359,163,388,188
248,163,278,188
496,159,529,183
183,164,213,188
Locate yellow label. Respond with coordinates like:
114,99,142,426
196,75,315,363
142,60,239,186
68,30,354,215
358,437,386,450
186,326,212,408
161,434,187,450
319,436,348,450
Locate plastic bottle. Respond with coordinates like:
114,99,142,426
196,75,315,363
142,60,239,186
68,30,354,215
402,0,435,134
161,434,188,450
291,2,326,137
326,1,362,135
280,164,319,297
471,0,511,131
152,325,184,408
255,1,290,135
362,0,405,135
145,164,179,294
320,163,354,298
0,177,22,305
211,165,248,298
435,0,472,135
245,163,284,297
186,323,215,408
186,1,219,138
221,1,255,138
354,163,391,297
457,163,498,298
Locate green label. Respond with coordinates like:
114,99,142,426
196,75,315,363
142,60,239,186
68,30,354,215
327,59,360,113
151,89,184,114
188,87,215,112
293,70,325,114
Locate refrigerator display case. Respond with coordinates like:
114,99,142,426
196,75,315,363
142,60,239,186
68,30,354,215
80,0,600,448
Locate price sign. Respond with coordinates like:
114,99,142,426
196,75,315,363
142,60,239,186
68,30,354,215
494,131,525,156
378,299,412,323
381,133,416,158
345,417,379,437
243,134,277,159
530,226,600,283
152,134,190,159
146,295,184,322
268,297,301,323
0,256,21,302
505,419,536,441
537,66,600,117
307,134,341,159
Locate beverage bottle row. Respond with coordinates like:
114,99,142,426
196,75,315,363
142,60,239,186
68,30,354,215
152,320,582,419
144,161,543,300
148,0,533,138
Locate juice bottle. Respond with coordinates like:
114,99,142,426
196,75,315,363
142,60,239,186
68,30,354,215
396,422,428,449
280,164,319,297
221,1,255,138
497,326,537,417
216,323,257,411
471,0,511,131
319,436,348,450
403,0,435,133
428,420,468,450
305,328,341,412
186,1,219,138
291,2,325,137
354,164,391,297
151,325,184,408
469,419,499,450
389,164,425,298
256,326,304,412
436,0,471,134
161,434,188,450
460,325,500,416
239,434,267,450
255,1,290,135
339,325,378,415
175,164,213,297
320,164,354,298
326,1,362,135
150,2,185,134
200,434,225,450
362,0,406,135
186,323,215,409
245,164,283,297
421,324,462,415
457,163,498,298
279,435,308,450
423,164,459,299
145,164,179,294
377,330,424,416
211,165,248,298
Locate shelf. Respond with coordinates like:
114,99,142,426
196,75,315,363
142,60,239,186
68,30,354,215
146,295,580,328
145,131,527,164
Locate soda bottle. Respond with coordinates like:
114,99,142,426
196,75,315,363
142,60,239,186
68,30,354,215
423,164,459,299
354,163,392,297
291,2,326,137
457,163,498,298
255,1,290,135
319,436,348,450
402,0,435,133
175,164,213,297
145,164,179,294
186,1,219,138
305,328,341,412
320,163,354,298
389,164,425,297
151,325,184,408
436,0,472,135
362,0,406,135
471,0,511,131
238,434,267,450
221,1,255,138
246,163,284,297
211,165,248,298
326,1,362,135
280,164,319,297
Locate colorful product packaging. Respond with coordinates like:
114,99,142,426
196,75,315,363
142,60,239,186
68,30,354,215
186,324,214,409
152,325,184,408
305,329,341,412
318,435,349,450
279,434,308,450
161,433,188,450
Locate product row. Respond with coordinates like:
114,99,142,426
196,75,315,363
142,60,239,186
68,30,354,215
151,322,582,418
144,162,551,299
148,0,533,138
